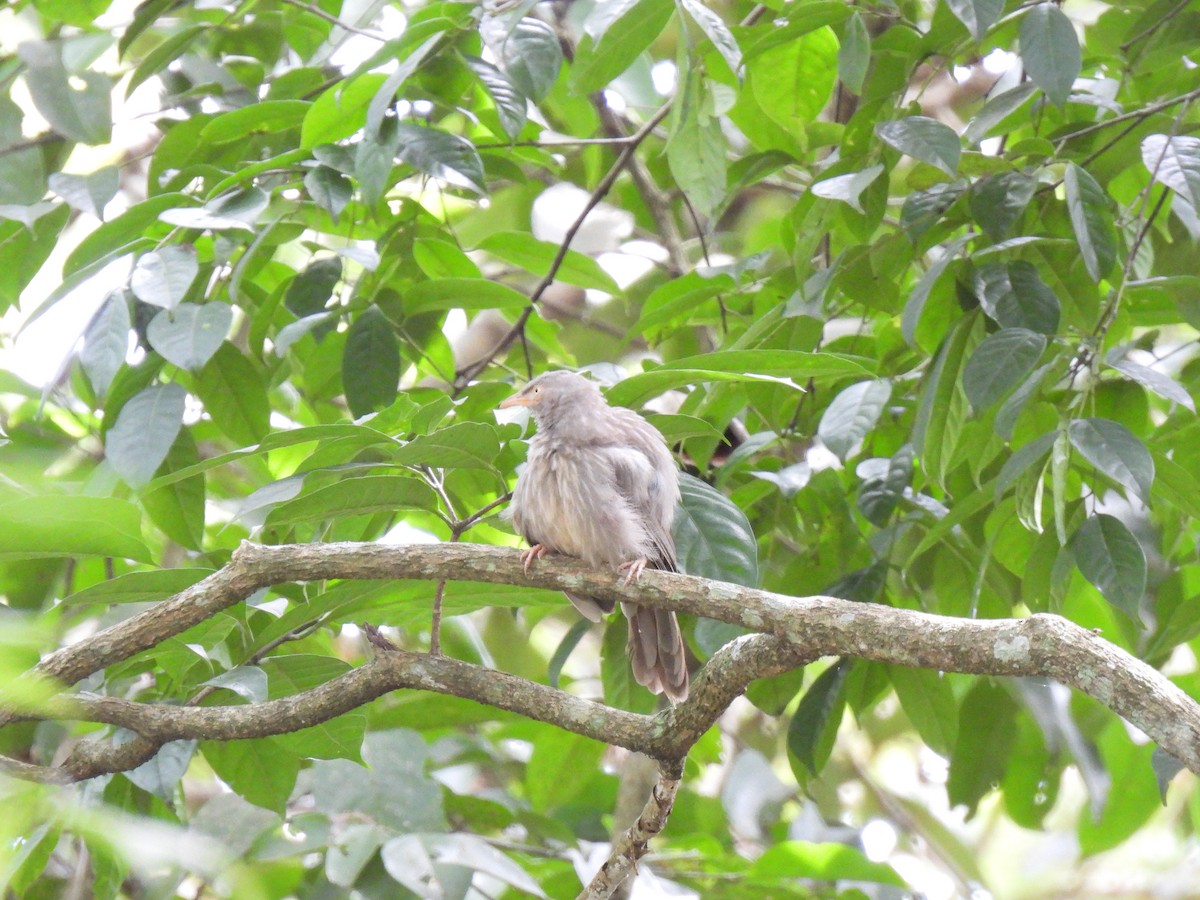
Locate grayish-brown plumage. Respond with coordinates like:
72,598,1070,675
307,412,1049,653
499,371,689,703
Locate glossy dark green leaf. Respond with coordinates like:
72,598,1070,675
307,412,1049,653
901,235,970,344
304,165,353,223
877,116,960,175
995,363,1053,438
147,302,232,371
787,659,849,778
1020,3,1080,107
674,472,758,587
1067,417,1155,503
105,383,187,488
974,261,1060,335
970,171,1036,241
900,182,965,243
1141,134,1200,210
857,445,913,526
194,344,271,445
393,422,504,470
0,495,150,561
1064,164,1116,282
81,291,130,397
817,379,891,461
913,313,981,488
285,257,343,318
1071,514,1146,620
963,83,1037,145
500,18,563,102
1107,358,1195,412
962,328,1047,412
466,56,527,140
393,122,485,194
948,679,1017,813
947,0,1003,39
130,245,199,310
343,307,399,417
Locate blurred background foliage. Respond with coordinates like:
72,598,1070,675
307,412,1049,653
1,0,1199,896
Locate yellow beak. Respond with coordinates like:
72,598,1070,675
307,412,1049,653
498,394,534,409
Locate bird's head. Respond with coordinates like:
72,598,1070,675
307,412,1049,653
498,371,605,428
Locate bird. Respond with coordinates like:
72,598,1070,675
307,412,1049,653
498,370,689,703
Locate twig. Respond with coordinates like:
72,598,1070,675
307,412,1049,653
277,0,387,40
579,762,684,899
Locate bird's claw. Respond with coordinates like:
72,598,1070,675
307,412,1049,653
520,544,548,574
619,558,648,585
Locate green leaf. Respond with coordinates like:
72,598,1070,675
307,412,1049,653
1064,163,1116,282
817,379,891,461
674,472,758,587
105,383,187,488
748,26,838,134
0,496,150,561
681,0,742,75
1107,358,1195,412
466,57,527,140
601,616,656,713
837,11,870,93
393,422,504,470
146,302,232,371
857,445,912,526
365,34,443,138
901,235,970,344
394,122,485,194
301,74,387,149
81,291,130,397
666,72,727,218
202,737,300,814
526,727,607,811
198,100,309,144
473,233,620,293
1141,134,1200,210
125,24,206,97
130,246,199,310
787,659,848,778
285,257,342,318
948,679,1017,813
913,313,981,488
877,116,961,175
632,271,734,336
947,0,1003,40
403,278,529,315
304,165,352,223
18,42,112,144
263,655,366,761
194,344,271,446
810,164,885,214
995,362,1053,439
995,430,1057,499
749,840,904,886
500,18,563,102
962,328,1047,412
64,192,185,276
48,167,119,218
969,171,1036,241
267,476,438,526
605,350,874,407
974,261,1061,335
142,428,205,549
889,666,959,755
1067,417,1154,503
62,568,211,607
570,0,674,93
900,182,965,243
1071,514,1146,620
964,83,1037,145
343,307,399,417
1020,3,1080,107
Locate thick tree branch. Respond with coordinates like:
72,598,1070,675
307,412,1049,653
5,541,1200,779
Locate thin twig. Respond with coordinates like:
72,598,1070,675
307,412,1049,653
277,0,387,40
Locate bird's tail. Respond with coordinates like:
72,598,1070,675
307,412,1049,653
623,601,689,703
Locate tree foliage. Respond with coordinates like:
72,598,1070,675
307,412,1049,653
1,0,1200,896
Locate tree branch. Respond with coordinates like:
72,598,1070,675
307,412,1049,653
5,540,1200,781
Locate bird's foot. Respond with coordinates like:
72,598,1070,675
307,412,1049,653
520,544,549,574
619,558,648,585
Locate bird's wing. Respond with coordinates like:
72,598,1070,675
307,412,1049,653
597,416,678,570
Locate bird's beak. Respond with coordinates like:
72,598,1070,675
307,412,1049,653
498,393,533,409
